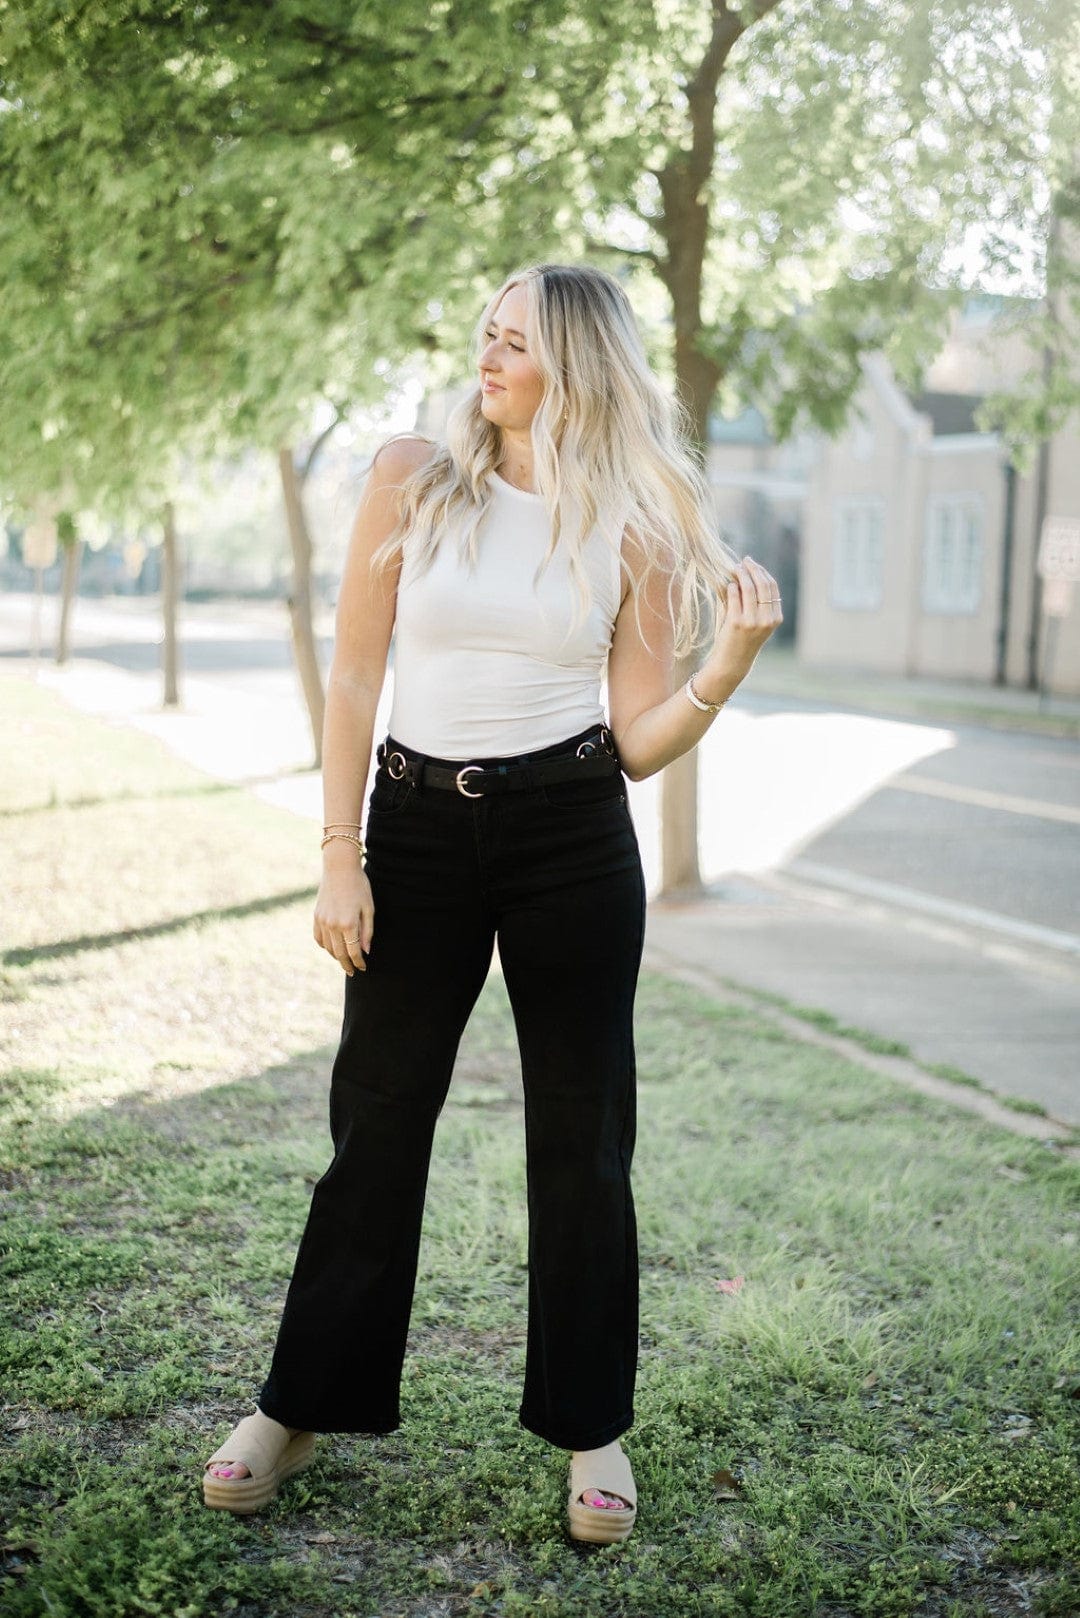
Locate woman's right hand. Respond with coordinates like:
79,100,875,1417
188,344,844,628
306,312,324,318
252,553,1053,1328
313,851,374,975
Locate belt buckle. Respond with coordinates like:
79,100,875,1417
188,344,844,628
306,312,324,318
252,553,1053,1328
576,726,614,760
456,765,485,798
386,750,408,779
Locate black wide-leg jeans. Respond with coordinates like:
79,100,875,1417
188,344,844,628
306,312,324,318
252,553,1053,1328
257,723,647,1451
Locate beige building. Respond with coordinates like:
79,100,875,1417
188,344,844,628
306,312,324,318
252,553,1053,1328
417,292,1079,697
708,294,1080,697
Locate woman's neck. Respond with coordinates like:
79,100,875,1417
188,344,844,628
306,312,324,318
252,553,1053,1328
496,430,535,491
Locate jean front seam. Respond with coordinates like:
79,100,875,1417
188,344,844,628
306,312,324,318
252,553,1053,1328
263,721,642,1445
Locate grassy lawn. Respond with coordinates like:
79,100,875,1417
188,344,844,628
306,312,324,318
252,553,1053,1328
1,671,1077,1618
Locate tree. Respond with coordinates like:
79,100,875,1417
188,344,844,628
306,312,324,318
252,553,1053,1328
2,1,1070,880
542,0,1073,889
0,0,601,742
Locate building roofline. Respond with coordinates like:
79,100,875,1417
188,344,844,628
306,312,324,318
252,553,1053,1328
859,352,931,438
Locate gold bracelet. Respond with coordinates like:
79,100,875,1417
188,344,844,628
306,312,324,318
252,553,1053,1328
323,822,362,831
321,831,366,854
685,671,728,713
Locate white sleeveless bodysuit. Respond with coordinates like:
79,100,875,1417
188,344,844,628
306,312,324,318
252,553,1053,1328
387,469,625,758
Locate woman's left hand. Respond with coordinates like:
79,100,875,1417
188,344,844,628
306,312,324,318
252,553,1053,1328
703,555,783,686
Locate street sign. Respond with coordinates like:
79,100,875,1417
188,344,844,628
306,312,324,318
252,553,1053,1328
1037,516,1080,582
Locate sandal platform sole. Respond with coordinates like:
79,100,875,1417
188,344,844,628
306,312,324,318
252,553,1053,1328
202,1432,316,1514
567,1497,637,1544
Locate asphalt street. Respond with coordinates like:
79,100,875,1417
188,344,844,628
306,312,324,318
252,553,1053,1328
3,589,1077,1126
782,722,1079,942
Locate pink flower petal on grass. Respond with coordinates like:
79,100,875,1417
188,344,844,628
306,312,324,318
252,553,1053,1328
715,1275,746,1295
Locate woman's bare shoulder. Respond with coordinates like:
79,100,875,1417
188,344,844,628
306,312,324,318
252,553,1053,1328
369,432,443,484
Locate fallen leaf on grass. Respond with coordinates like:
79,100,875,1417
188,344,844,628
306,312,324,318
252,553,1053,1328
715,1275,745,1295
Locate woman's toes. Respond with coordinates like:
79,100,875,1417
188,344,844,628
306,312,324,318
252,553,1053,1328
581,1488,626,1509
206,1411,300,1481
573,1442,629,1510
209,1461,250,1479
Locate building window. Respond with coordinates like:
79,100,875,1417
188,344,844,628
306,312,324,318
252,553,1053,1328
831,499,884,610
923,497,983,613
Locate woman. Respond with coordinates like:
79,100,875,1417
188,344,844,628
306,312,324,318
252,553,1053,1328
202,262,780,1542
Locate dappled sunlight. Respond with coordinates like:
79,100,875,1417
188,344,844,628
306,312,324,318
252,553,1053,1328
29,656,400,822
30,655,957,901
628,706,956,894
36,658,317,786
6,921,344,1125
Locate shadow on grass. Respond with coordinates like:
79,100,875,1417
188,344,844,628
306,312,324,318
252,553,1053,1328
2,973,1079,1617
0,779,250,819
3,888,320,968
0,764,321,823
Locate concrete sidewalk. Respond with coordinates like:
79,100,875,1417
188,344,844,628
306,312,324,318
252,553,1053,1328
752,644,1080,738
5,598,1078,1139
641,876,1079,1138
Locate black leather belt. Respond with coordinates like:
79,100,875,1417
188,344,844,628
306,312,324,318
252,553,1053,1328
375,727,620,798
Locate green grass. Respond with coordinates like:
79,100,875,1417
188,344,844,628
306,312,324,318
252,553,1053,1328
922,1062,989,1093
1,672,1078,1618
722,983,917,1060
723,982,1071,1130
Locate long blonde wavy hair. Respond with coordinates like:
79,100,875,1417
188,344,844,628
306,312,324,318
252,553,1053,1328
368,261,740,657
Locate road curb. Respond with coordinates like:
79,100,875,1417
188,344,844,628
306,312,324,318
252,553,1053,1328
746,680,1080,742
642,942,1080,1161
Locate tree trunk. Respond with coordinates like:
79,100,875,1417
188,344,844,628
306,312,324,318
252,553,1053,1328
651,17,733,896
56,536,82,665
661,325,722,893
277,443,326,769
161,499,181,707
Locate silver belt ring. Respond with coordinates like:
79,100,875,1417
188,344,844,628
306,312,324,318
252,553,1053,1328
576,725,614,760
456,765,485,798
386,750,408,779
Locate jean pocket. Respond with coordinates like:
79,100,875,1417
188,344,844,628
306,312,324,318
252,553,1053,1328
367,770,417,817
538,772,627,813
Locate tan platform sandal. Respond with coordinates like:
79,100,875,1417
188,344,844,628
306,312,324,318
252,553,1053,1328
567,1443,637,1544
202,1412,316,1515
